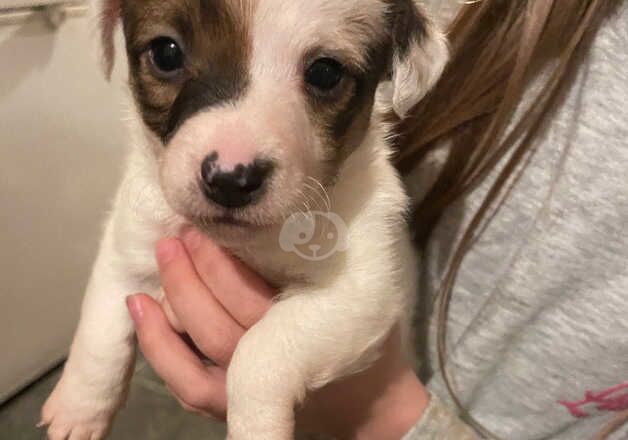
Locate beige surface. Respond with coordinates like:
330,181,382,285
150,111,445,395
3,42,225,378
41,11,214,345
0,8,128,402
0,0,70,9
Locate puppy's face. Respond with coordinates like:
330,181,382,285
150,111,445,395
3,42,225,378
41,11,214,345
101,0,447,232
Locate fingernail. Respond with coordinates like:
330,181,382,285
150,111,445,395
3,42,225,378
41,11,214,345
156,238,180,265
126,295,144,323
183,227,202,252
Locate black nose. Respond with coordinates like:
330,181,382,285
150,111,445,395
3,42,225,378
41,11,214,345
200,153,274,209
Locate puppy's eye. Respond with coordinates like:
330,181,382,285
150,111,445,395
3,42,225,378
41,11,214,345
149,37,184,76
305,58,344,91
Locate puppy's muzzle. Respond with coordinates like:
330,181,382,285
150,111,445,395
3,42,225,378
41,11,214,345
200,152,274,209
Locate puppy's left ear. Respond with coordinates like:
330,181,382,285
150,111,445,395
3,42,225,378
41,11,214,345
389,1,449,118
97,0,121,79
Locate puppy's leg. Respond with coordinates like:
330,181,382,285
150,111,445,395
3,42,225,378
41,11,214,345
41,216,156,440
226,281,408,440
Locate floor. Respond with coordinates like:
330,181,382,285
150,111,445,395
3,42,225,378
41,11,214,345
0,358,226,440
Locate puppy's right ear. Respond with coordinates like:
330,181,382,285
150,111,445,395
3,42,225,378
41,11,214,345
98,0,121,79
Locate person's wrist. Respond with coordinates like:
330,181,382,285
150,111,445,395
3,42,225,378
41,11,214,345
352,364,429,440
297,329,428,440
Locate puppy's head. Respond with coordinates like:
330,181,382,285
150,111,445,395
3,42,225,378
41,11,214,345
100,0,447,231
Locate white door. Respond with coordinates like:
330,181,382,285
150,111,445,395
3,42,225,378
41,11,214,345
0,0,128,402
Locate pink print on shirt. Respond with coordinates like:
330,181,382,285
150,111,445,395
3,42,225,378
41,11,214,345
559,382,628,418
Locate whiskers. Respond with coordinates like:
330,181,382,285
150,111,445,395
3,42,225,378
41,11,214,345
304,176,332,213
280,176,334,236
286,176,332,221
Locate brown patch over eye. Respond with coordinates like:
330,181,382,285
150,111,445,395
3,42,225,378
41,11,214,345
302,41,391,170
121,0,252,142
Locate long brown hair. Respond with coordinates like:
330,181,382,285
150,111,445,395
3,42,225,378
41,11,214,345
393,0,620,438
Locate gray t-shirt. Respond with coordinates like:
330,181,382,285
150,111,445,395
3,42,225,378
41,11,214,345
406,2,628,439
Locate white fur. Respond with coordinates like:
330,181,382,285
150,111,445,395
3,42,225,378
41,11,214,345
41,116,418,440
41,1,448,439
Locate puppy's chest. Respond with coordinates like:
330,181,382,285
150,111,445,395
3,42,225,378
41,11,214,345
227,243,330,290
133,214,334,292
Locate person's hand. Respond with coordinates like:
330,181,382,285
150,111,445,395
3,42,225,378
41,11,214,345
125,228,429,439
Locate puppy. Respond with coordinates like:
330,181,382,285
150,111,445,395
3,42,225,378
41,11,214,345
41,0,447,438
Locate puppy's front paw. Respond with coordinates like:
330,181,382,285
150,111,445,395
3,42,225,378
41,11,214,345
40,378,119,440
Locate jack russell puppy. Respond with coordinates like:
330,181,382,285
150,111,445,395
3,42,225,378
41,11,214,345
41,0,447,438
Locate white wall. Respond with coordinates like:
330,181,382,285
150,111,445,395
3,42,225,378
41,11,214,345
0,5,129,402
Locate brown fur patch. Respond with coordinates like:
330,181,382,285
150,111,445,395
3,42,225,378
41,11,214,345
303,0,428,172
387,0,427,58
302,43,389,171
121,0,252,141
